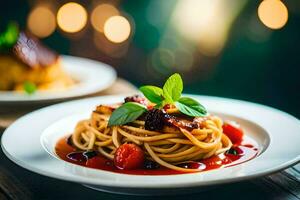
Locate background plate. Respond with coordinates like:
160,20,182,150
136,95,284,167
0,55,116,104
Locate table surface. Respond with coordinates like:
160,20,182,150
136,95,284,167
0,79,300,200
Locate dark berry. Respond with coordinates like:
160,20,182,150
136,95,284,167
67,150,98,162
124,95,147,105
144,109,166,131
83,150,98,159
67,152,87,162
67,135,73,146
226,148,238,155
144,160,160,169
226,147,244,156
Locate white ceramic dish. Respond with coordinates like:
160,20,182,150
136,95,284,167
1,95,300,195
0,55,116,104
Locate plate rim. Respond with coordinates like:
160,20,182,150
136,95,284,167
1,94,300,189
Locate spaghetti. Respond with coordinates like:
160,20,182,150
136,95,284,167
70,105,232,172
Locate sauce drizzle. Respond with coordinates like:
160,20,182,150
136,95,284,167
55,136,258,175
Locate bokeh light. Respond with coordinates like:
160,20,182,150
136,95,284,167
57,2,87,33
27,6,56,38
150,48,174,75
174,49,194,71
91,4,119,33
172,0,246,56
247,14,272,43
94,31,129,58
258,0,288,30
104,16,131,43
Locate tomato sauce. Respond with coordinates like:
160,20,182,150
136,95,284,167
55,136,259,175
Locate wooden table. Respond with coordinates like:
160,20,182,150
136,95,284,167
1,79,300,200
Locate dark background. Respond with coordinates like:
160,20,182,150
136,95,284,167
1,0,299,118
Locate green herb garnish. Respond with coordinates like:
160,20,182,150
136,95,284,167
108,102,147,126
108,73,207,126
0,22,19,51
141,73,207,116
23,81,37,95
176,97,207,117
162,73,183,103
139,86,163,104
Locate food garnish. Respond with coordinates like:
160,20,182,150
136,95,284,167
114,143,144,170
23,81,37,95
56,73,258,174
108,73,207,126
0,22,19,51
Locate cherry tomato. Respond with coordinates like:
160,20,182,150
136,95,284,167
222,122,244,144
114,144,144,170
147,104,154,110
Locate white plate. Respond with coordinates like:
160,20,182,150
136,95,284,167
0,55,116,104
1,95,300,195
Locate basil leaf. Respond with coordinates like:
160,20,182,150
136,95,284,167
163,73,183,103
23,81,37,95
0,22,19,51
108,102,147,126
139,85,164,104
154,100,166,109
176,97,207,117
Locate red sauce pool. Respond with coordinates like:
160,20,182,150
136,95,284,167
55,137,259,175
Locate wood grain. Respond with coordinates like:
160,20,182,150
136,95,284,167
268,172,300,199
253,176,299,200
0,190,9,200
0,166,33,200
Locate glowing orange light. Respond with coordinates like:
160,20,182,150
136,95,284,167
94,31,129,58
104,16,131,43
57,2,87,33
27,6,56,38
91,4,119,33
258,0,288,29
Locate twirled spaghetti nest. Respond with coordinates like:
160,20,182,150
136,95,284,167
71,106,232,172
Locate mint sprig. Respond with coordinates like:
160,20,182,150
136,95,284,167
140,73,207,116
176,97,207,117
108,102,147,126
108,73,207,126
139,86,163,104
162,73,183,103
